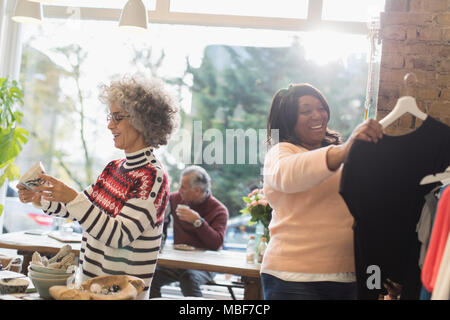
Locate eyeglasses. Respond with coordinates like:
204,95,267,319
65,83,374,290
107,113,130,124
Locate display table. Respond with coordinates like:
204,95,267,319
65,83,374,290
0,231,262,299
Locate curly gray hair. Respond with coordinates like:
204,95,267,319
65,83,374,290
99,74,180,148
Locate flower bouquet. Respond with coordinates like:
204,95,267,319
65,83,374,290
240,188,272,241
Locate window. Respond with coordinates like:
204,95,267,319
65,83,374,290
170,0,308,19
322,0,385,22
17,16,372,229
49,0,156,10
5,2,381,241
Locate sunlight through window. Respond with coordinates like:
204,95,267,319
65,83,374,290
170,0,308,18
50,0,156,10
299,31,368,66
322,0,385,22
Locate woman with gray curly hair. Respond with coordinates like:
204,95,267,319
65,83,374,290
17,74,179,300
99,74,178,149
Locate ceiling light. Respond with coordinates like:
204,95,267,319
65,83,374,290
119,0,148,32
11,0,43,24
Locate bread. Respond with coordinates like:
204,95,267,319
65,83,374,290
49,275,145,300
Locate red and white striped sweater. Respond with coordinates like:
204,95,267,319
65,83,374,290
37,147,169,299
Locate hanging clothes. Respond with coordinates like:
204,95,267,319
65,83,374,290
418,185,448,300
416,188,439,300
421,185,450,295
431,235,450,300
416,187,440,269
339,116,450,300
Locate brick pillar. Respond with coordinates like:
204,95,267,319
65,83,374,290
377,0,450,135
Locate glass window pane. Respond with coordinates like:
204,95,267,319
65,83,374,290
49,0,156,10
16,18,373,240
322,0,385,22
170,0,308,19
18,19,372,169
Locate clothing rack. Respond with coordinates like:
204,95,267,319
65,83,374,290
418,183,450,300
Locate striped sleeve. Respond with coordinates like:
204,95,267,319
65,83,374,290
36,184,95,221
65,169,165,249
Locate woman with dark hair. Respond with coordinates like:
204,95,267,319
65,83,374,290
17,74,179,299
261,83,383,300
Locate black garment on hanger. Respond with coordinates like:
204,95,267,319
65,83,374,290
339,117,450,300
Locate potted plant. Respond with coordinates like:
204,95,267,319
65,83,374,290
0,77,29,215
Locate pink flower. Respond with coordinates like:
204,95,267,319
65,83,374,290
248,189,259,197
250,200,258,207
257,200,268,206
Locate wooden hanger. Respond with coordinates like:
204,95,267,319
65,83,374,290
379,73,428,129
420,166,450,185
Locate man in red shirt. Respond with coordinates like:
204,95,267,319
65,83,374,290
149,166,229,298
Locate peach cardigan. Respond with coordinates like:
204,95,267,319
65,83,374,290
262,142,355,274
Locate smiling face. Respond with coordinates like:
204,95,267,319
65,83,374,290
294,95,329,150
107,102,147,153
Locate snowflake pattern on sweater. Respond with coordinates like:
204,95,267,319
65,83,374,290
90,159,166,225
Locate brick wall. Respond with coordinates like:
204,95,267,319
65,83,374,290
377,0,450,135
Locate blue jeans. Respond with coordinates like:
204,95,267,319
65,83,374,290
261,273,357,300
150,265,216,298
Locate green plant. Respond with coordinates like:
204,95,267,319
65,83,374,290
0,77,29,215
240,188,272,241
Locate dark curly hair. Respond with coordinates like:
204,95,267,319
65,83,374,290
266,83,342,148
99,74,180,148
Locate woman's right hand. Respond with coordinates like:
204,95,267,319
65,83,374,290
16,184,42,206
326,119,383,171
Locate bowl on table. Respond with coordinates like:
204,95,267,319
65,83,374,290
0,255,23,273
28,266,74,280
29,263,70,275
27,264,75,299
28,275,71,299
0,278,30,295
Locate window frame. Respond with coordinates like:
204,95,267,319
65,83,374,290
1,0,376,78
42,0,367,34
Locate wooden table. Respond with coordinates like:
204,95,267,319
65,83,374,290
159,246,261,299
0,231,262,299
0,231,81,276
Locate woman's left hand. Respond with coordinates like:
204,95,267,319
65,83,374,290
33,174,79,204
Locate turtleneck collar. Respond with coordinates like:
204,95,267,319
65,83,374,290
123,146,155,169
